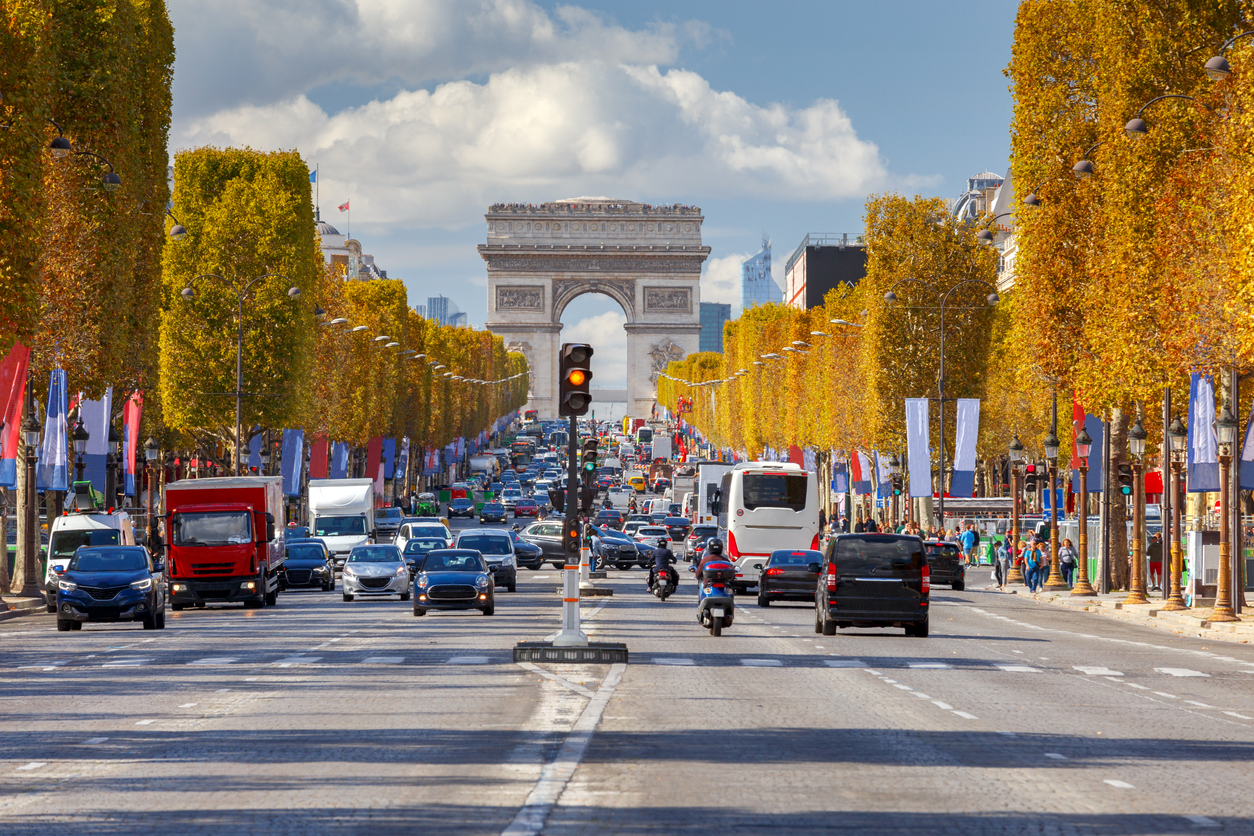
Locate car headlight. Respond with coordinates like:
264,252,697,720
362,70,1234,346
417,574,429,588
130,578,153,591
342,568,356,578
58,579,77,591
504,556,514,566
475,575,490,588
395,565,407,576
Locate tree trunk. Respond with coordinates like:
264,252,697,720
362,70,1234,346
1106,408,1129,591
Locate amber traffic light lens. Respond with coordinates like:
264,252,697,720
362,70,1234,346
567,369,587,386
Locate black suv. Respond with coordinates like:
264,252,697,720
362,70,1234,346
924,540,965,591
814,534,929,637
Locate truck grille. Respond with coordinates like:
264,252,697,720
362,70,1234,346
81,585,128,601
285,570,312,585
429,585,476,600
359,577,392,589
198,588,232,599
193,562,237,576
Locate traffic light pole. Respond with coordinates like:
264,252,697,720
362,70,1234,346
553,413,587,647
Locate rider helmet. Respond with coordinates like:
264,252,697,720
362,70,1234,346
657,537,668,548
706,539,724,556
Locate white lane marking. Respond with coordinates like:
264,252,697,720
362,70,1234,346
516,662,597,699
187,657,237,666
741,659,783,667
881,678,898,684
215,688,230,693
995,665,1041,673
1044,753,1068,760
953,711,979,720
1184,815,1220,827
102,657,150,667
501,663,625,836
892,683,914,691
447,655,492,664
910,692,932,700
998,731,1017,737
1156,668,1210,678
178,703,198,708
1154,692,1179,699
932,700,954,710
1104,779,1135,789
1075,666,1122,676
363,656,404,664
1185,701,1216,708
15,762,46,771
825,659,867,668
652,658,695,666
275,655,322,667
533,574,551,579
1223,711,1254,720
81,738,108,745
134,720,155,726
907,662,951,669
1124,682,1151,690
813,645,825,649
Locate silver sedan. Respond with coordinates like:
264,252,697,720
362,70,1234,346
341,545,411,602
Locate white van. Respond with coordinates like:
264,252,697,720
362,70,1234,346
44,511,137,611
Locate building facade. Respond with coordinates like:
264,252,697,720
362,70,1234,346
783,233,866,310
951,171,1005,223
699,302,731,353
740,238,780,310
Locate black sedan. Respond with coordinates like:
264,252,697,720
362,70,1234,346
480,502,508,525
413,549,494,616
756,549,823,607
924,540,966,591
662,516,691,544
281,539,335,591
55,546,166,631
448,498,477,519
509,531,544,570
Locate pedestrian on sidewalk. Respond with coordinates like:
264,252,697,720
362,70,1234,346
995,538,1010,590
959,524,977,566
854,513,865,534
1024,541,1042,592
1058,538,1078,588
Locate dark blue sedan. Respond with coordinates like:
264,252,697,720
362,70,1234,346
281,539,335,591
413,549,494,617
56,546,166,631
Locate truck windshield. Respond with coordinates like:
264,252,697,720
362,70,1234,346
314,516,367,536
50,528,121,562
173,512,252,546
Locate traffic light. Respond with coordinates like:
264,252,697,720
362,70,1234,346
580,438,598,484
559,343,594,416
1023,463,1038,492
548,487,565,514
1117,463,1134,496
579,484,599,514
563,515,582,563
890,474,903,496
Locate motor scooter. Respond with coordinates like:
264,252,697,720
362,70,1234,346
647,564,678,600
691,559,735,635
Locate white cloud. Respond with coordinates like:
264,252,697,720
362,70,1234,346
174,61,889,229
561,310,627,387
700,252,750,317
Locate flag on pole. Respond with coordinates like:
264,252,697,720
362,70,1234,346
1187,373,1219,492
309,170,317,183
949,398,981,497
905,398,930,498
0,342,30,488
37,370,69,491
338,200,349,212
851,450,872,495
122,391,142,496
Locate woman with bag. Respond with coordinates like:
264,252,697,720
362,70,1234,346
1058,538,1079,588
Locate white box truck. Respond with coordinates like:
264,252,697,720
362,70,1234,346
693,463,733,527
308,478,375,574
650,436,672,461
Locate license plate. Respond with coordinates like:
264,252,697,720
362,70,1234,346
711,607,725,617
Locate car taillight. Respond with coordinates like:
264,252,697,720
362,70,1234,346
921,562,930,596
826,563,837,592
728,530,740,558
810,533,820,550
765,567,785,576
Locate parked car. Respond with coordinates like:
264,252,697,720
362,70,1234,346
341,544,411,602
281,539,335,591
756,549,822,606
509,531,544,570
479,502,508,525
448,498,477,519
513,498,540,519
54,546,166,631
924,540,966,591
413,549,495,617
519,521,566,569
454,530,517,592
815,534,929,637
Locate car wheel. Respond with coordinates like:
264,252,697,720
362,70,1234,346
265,588,278,606
46,603,57,614
343,593,354,602
526,564,538,571
70,621,82,630
822,610,837,636
757,593,770,608
910,618,929,638
952,580,965,591
412,606,425,617
400,591,411,601
57,619,72,632
171,603,184,612
483,605,495,615
194,602,206,608
814,607,822,634
156,610,166,629
507,581,516,593
142,614,156,629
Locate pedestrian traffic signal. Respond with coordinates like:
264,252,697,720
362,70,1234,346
1024,464,1037,492
1117,463,1134,496
559,343,594,416
580,438,598,482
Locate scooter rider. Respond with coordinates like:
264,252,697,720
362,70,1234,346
650,537,678,589
695,538,727,581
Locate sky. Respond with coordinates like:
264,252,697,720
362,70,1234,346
167,0,1019,388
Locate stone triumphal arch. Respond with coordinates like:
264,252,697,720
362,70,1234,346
480,198,709,418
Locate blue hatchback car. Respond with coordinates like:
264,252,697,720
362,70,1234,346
56,546,166,631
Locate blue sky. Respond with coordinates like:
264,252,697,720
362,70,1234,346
169,0,1018,386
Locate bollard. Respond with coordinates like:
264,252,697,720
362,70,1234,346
551,561,587,646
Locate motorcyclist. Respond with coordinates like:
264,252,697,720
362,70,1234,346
694,538,727,582
511,524,520,533
650,537,677,589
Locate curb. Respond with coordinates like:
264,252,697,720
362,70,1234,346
0,597,49,622
1009,589,1254,644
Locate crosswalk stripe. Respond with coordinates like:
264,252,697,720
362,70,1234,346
652,658,695,666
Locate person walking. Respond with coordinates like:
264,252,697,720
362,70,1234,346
959,524,977,567
1058,538,1078,588
995,538,1011,590
1024,540,1042,592
854,513,866,534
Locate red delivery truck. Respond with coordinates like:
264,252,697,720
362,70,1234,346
164,476,285,610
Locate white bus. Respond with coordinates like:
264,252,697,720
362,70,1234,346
715,462,820,593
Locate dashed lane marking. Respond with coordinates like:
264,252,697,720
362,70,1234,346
275,655,322,667
1184,815,1220,828
81,738,108,745
825,659,867,668
652,658,695,666
178,703,198,708
952,711,979,720
134,720,155,726
1045,753,1068,760
187,657,237,666
741,659,783,667
1223,711,1254,720
892,683,914,691
1185,701,1216,708
1156,668,1210,678
1104,779,1135,789
1154,691,1179,699
102,657,150,667
1075,666,1122,676
447,655,491,664
932,700,954,710
363,656,405,664
907,662,951,669
1123,682,1151,690
15,762,46,771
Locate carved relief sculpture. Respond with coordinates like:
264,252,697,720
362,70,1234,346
644,287,691,312
496,286,544,311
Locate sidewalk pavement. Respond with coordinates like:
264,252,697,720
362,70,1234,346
1003,584,1254,644
0,595,48,621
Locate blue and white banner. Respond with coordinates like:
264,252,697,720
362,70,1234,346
78,387,112,492
873,451,893,498
330,442,349,479
831,461,848,494
905,398,930,498
397,438,410,483
36,369,68,491
281,429,304,497
1188,373,1219,493
949,398,980,497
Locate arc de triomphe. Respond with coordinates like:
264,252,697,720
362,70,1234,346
480,198,709,419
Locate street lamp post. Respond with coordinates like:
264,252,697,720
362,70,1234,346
143,437,160,550
1163,416,1188,611
1125,418,1149,605
18,407,42,598
181,274,300,475
1042,425,1069,590
1007,435,1025,585
1212,405,1239,622
884,277,999,530
1072,425,1097,596
72,420,89,483
106,420,121,508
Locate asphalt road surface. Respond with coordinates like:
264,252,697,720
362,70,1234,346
2,522,1253,834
